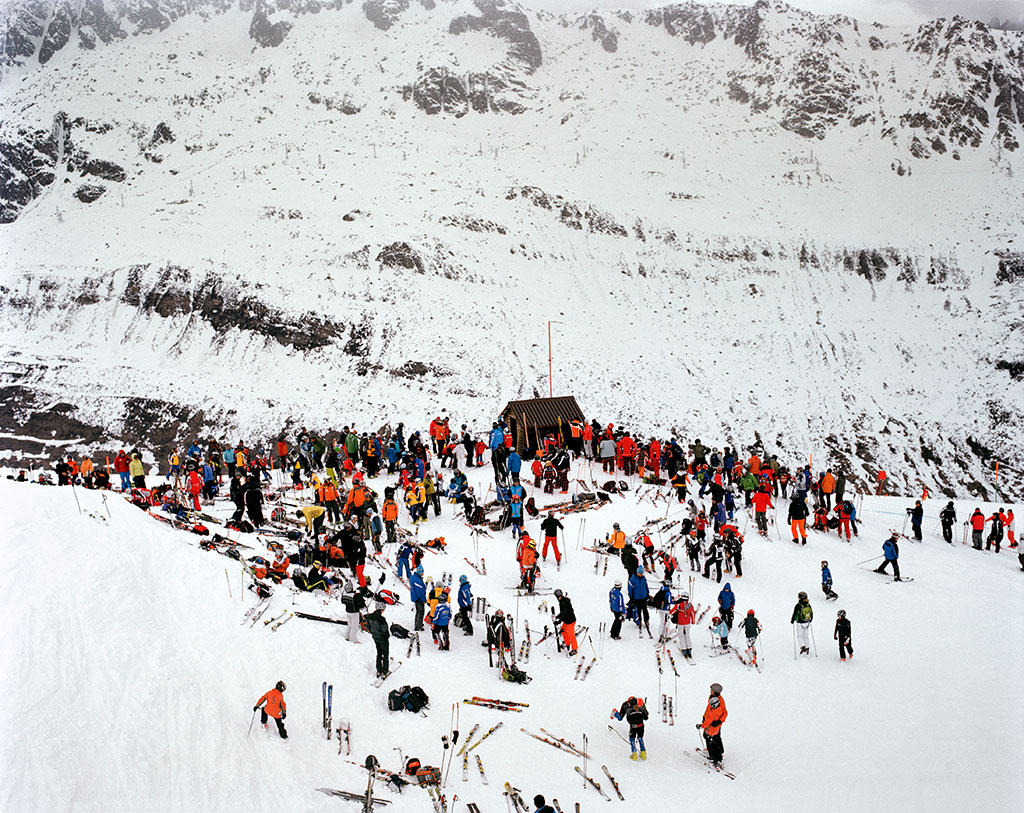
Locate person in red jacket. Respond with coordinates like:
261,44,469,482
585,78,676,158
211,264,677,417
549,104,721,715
969,508,985,550
254,681,288,738
114,450,131,491
751,490,774,536
186,468,203,511
618,433,637,477
648,438,661,480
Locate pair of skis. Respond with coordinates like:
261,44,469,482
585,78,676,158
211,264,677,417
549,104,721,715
573,656,597,680
463,697,527,712
521,728,591,759
504,782,529,812
321,682,333,739
463,556,487,575
463,721,504,754
461,753,489,784
661,693,675,726
372,658,403,688
264,611,293,631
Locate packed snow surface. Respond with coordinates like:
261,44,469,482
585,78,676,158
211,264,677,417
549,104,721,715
1,463,1021,811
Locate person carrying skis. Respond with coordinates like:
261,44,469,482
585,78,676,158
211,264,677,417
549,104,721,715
709,616,729,651
791,591,814,654
364,603,391,679
254,680,288,739
697,683,728,767
907,500,924,541
834,609,853,661
627,568,651,636
742,610,762,663
717,583,736,629
611,696,649,760
540,512,564,566
608,581,626,640
873,534,901,580
671,592,696,660
821,560,838,600
553,590,578,655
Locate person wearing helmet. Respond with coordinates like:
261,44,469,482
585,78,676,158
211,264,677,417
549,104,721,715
717,583,736,630
607,522,627,554
608,580,626,640
742,609,762,665
697,683,728,767
938,501,957,544
254,681,288,738
873,534,901,581
709,615,730,650
821,561,838,600
611,696,649,760
519,537,540,593
553,590,578,655
651,578,675,643
791,591,814,654
487,610,512,662
540,512,565,567
834,609,853,661
432,589,451,651
456,575,474,636
409,565,427,631
671,592,697,660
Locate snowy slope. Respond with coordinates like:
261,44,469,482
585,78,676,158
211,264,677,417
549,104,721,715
0,0,1022,495
2,467,1022,811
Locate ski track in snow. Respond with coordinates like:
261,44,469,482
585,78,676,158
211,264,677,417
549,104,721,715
1,461,1021,811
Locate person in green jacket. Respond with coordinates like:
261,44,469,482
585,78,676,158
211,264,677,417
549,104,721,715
835,473,847,503
345,431,360,464
739,469,758,507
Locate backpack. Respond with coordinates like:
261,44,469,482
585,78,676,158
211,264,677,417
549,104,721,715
387,690,406,711
377,589,399,606
389,623,410,639
502,664,531,684
403,685,429,713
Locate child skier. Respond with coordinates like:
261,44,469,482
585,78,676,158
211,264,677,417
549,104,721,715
742,609,762,664
709,615,730,651
834,609,853,661
821,560,838,600
611,696,649,760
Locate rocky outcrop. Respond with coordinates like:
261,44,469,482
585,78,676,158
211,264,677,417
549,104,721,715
449,0,542,73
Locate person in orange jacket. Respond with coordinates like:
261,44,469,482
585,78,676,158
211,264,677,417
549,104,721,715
697,682,728,767
254,680,287,738
819,469,836,511
607,523,627,554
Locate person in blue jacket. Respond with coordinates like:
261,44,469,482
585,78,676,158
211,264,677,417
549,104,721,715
457,575,474,635
724,491,736,520
711,500,727,533
507,450,522,481
397,540,414,581
627,568,651,636
509,482,525,538
450,469,468,496
821,560,838,600
432,591,451,650
907,500,924,541
489,423,504,450
608,581,626,640
410,566,427,630
874,534,901,581
717,583,736,629
386,443,399,475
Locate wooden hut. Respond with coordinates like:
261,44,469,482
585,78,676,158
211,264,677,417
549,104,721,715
500,396,585,457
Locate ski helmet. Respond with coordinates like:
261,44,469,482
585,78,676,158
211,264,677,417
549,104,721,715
798,591,808,599
837,609,847,618
681,592,689,600
554,589,563,598
712,615,721,623
747,609,755,616
710,683,722,695
613,523,620,529
821,560,828,567
276,680,286,692
495,609,504,617
614,581,622,588
460,574,468,584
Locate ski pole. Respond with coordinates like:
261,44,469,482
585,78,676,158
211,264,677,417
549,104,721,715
225,568,233,598
809,623,818,657
855,555,884,566
69,479,82,515
247,708,257,736
792,624,797,660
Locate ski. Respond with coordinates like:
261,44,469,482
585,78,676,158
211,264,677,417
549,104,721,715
464,557,484,576
475,754,488,785
465,721,504,753
685,748,736,779
336,719,351,755
521,728,584,757
602,765,625,801
607,724,629,743
296,612,347,625
666,650,680,676
372,659,403,688
316,788,391,804
573,657,585,680
668,696,674,727
462,699,524,712
470,696,529,707
885,577,915,582
504,782,529,813
271,612,293,631
456,724,480,756
264,610,287,626
326,684,332,739
322,681,327,731
574,766,611,800
538,728,588,757
580,657,597,680
480,557,487,575
462,752,469,782
248,602,272,627
552,800,565,813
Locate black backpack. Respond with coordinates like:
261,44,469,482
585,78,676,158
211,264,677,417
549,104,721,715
389,623,410,639
403,685,429,712
387,690,405,711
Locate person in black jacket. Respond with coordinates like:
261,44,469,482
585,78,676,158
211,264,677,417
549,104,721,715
907,500,924,541
834,609,853,661
611,696,649,760
364,604,390,678
553,590,578,655
939,502,956,544
244,477,264,527
229,474,245,523
788,495,809,544
539,512,564,565
620,543,640,579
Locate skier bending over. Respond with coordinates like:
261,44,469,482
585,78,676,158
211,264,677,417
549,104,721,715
254,680,288,739
697,682,728,767
611,696,649,760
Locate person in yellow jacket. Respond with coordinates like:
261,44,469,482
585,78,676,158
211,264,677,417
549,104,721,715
129,453,146,488
80,456,95,488
296,505,326,539
405,481,427,523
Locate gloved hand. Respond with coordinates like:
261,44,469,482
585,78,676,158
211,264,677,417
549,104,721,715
253,705,260,712
281,712,286,720
695,723,702,730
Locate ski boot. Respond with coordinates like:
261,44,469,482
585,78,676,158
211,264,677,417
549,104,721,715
630,752,638,761
640,750,647,760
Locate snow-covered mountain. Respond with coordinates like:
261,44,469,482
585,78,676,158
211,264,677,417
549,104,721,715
0,0,1021,496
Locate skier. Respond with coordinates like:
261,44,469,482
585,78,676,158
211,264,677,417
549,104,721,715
253,680,288,739
533,795,555,813
487,609,512,660
627,568,651,636
791,591,813,654
907,500,924,541
342,583,366,643
821,560,838,600
607,522,627,554
519,537,539,593
410,566,427,631
834,609,853,662
788,495,809,544
456,575,474,636
873,534,901,581
742,610,761,663
751,489,773,536
696,683,728,768
939,501,957,544
651,579,674,643
671,592,696,660
608,581,626,640
297,505,326,540
970,508,985,550
717,583,736,629
709,616,729,651
540,511,564,566
364,602,390,679
703,536,723,583
244,477,264,527
1007,508,1016,549
432,591,451,651
985,509,1005,553
611,696,649,760
553,590,578,655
